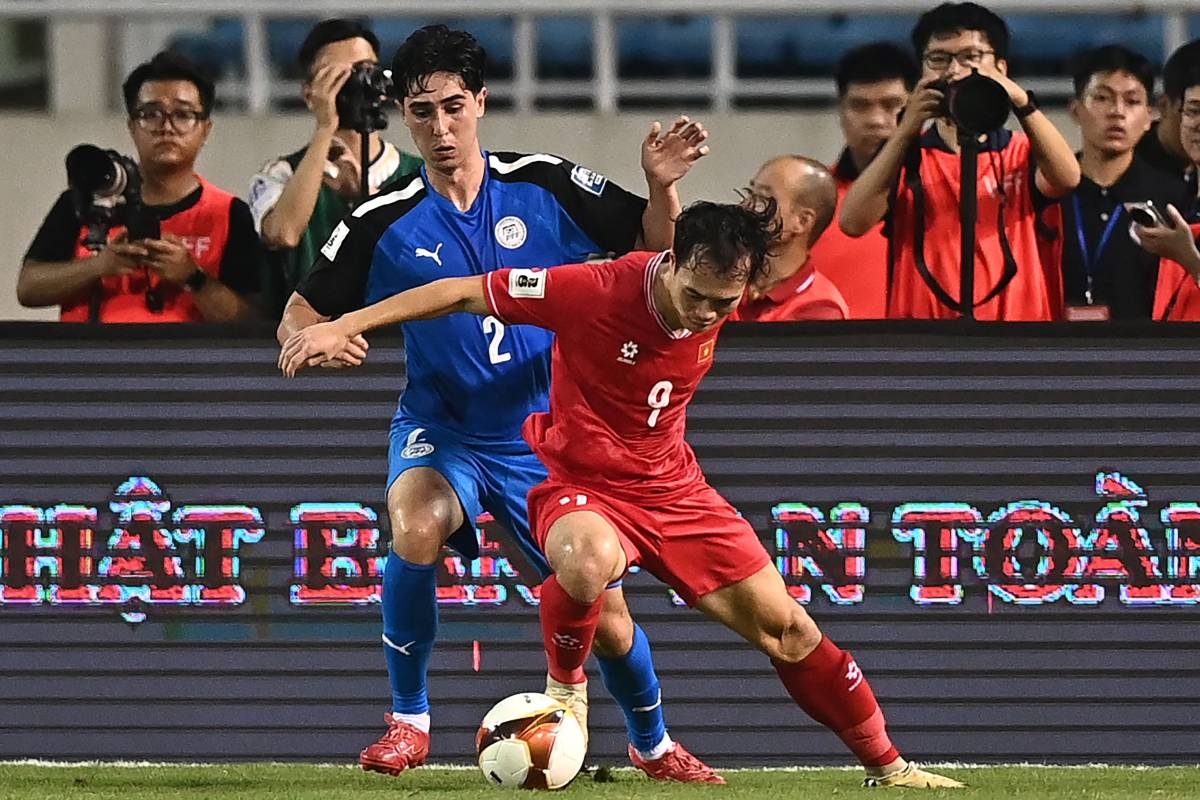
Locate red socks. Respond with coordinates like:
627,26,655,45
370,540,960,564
539,575,602,684
773,635,899,767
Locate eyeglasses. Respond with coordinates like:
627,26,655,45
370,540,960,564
922,48,995,71
132,107,208,132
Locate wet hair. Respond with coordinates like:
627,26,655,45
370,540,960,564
835,42,919,96
1164,39,1200,103
391,24,486,99
911,2,1010,61
298,18,381,78
122,51,215,117
1070,45,1154,98
673,199,781,286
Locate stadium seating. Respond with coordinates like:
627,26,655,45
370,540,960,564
164,12,1196,94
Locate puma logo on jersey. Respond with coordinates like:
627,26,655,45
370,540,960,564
415,242,443,266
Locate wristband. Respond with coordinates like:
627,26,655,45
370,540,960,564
1013,91,1039,120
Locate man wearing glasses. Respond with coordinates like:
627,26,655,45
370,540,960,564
19,51,263,322
840,1,1080,321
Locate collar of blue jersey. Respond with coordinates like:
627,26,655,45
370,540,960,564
920,123,1013,154
419,149,491,214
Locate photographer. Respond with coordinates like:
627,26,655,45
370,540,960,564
250,19,422,318
18,52,262,323
840,2,1079,321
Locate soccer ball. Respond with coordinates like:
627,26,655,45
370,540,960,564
476,692,586,790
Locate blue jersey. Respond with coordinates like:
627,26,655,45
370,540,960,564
297,151,647,442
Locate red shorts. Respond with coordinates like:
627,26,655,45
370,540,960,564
527,480,771,606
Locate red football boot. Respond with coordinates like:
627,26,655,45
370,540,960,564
628,742,726,784
359,714,430,776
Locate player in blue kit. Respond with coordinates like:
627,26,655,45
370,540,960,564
277,24,721,783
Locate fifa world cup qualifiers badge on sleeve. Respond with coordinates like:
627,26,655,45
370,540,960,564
570,164,608,196
321,221,350,260
508,269,546,298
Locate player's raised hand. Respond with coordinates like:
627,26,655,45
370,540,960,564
279,321,365,377
641,116,710,189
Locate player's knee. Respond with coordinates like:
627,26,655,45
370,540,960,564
758,605,822,664
389,507,454,564
546,530,622,603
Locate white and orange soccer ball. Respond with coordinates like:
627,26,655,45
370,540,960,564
476,692,586,790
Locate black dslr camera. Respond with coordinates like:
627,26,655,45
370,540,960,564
336,61,394,133
65,144,160,243
929,70,1011,135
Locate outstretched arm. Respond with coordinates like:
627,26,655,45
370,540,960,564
279,275,487,376
638,116,709,250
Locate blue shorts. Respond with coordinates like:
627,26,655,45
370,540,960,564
387,417,551,578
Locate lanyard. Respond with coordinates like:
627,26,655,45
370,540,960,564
1071,195,1123,305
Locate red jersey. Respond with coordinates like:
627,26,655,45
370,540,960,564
732,260,848,321
889,128,1056,321
806,150,888,319
61,176,235,323
1153,223,1200,321
485,251,716,502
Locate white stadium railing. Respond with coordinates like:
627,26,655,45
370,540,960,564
1,0,1196,113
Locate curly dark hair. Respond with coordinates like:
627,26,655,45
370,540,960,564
672,199,781,286
391,24,486,99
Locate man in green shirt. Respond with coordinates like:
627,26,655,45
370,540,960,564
250,19,422,317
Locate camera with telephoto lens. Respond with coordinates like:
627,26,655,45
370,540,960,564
336,61,393,132
929,70,1011,135
65,144,160,242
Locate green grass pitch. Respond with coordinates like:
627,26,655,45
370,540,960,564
2,763,1197,800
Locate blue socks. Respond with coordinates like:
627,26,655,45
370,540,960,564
382,552,438,715
596,624,668,752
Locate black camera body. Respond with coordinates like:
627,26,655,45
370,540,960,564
336,62,393,133
930,70,1011,136
65,144,160,243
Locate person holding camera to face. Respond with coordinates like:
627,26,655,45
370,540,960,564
840,2,1080,321
250,19,423,318
18,52,263,323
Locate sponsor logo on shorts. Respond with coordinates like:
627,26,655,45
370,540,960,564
570,164,608,196
495,215,527,249
400,428,435,459
508,268,546,298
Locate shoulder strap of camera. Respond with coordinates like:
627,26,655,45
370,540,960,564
904,144,964,312
907,141,1020,314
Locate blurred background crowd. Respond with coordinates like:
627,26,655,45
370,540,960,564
4,1,1200,323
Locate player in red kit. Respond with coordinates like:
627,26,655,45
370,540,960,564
279,201,963,789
